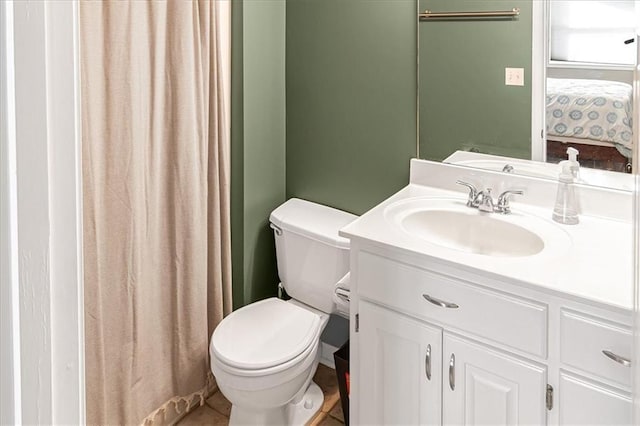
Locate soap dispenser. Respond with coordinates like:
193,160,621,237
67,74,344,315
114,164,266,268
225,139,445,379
566,147,580,180
552,160,579,225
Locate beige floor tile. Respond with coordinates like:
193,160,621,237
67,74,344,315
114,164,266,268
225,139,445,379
206,391,232,417
178,404,228,426
313,364,340,412
328,400,345,423
307,411,328,426
314,413,344,426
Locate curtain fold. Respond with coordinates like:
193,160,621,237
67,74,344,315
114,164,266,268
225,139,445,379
80,1,232,424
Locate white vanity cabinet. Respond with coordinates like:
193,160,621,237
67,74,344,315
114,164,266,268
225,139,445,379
442,333,547,425
358,299,548,425
558,373,632,425
557,310,633,425
340,159,634,425
358,301,442,425
350,247,633,425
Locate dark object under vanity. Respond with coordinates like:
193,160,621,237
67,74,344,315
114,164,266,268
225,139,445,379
333,340,350,426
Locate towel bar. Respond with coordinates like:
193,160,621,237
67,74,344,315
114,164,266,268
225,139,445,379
419,8,520,20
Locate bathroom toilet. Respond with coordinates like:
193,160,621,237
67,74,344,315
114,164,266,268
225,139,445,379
209,198,356,425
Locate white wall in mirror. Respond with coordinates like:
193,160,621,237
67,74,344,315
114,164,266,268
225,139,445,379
549,1,637,66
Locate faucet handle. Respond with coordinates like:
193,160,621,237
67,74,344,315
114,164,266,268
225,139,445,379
456,180,478,207
496,189,524,214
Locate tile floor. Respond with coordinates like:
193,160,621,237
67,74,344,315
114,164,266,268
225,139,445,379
177,364,345,426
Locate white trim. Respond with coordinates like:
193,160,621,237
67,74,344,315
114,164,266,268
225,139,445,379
13,2,54,422
548,60,636,72
634,34,640,171
632,7,639,419
4,1,84,424
319,342,338,370
530,0,546,162
45,1,85,424
1,1,22,424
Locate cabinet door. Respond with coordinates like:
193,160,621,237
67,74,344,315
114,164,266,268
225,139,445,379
443,333,547,425
358,301,442,425
558,372,632,425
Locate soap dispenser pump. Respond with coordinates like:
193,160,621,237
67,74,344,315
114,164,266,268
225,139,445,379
566,147,580,180
552,160,579,225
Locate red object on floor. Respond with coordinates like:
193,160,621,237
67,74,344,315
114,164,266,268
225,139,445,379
346,372,350,396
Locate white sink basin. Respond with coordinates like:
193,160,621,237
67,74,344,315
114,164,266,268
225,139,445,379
384,198,571,258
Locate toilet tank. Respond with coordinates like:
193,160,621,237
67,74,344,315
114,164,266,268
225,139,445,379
269,199,357,314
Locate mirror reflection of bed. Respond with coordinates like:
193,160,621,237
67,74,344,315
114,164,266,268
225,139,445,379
545,0,636,173
545,77,634,173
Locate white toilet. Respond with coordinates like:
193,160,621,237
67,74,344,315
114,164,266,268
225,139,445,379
209,198,356,425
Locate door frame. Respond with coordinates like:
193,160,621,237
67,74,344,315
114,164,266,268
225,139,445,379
634,27,640,426
0,1,85,424
530,0,547,162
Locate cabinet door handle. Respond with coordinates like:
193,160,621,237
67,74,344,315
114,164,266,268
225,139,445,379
449,353,455,391
602,350,631,367
425,344,431,381
423,294,459,309
335,287,350,303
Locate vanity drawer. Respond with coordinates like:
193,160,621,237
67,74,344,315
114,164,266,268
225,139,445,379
357,251,548,358
560,309,632,388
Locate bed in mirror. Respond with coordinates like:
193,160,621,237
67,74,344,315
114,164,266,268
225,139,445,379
418,0,638,188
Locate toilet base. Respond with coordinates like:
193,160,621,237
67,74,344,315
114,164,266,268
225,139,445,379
285,381,324,425
229,381,324,425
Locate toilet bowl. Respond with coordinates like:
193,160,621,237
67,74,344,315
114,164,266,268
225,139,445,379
211,298,329,424
209,199,356,425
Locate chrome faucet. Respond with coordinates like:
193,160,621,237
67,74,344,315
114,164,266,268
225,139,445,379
475,188,495,212
456,180,478,207
456,181,523,214
496,189,524,214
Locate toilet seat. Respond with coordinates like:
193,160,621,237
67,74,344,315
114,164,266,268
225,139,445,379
211,298,323,375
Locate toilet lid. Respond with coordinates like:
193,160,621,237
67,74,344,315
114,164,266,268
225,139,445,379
211,298,321,370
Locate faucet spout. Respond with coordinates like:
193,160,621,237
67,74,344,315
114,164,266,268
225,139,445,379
475,188,495,213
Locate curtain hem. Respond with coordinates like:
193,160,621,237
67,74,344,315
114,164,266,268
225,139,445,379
140,372,217,426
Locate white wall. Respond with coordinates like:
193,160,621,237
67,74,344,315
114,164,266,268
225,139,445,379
13,3,54,422
1,1,20,424
547,66,635,85
1,1,84,424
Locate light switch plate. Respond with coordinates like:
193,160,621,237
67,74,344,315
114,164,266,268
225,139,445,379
505,67,525,86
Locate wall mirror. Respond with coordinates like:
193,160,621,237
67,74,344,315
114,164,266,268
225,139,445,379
418,0,639,190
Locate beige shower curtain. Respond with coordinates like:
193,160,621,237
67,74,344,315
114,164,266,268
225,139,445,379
80,1,232,424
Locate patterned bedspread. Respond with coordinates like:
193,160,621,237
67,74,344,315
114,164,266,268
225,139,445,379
546,78,633,156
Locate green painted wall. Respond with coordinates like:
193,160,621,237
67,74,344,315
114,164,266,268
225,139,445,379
285,0,417,215
231,0,286,309
418,0,532,161
231,0,535,307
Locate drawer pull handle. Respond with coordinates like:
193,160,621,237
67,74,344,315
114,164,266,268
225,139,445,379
602,350,631,367
425,344,431,381
423,294,459,309
449,353,455,391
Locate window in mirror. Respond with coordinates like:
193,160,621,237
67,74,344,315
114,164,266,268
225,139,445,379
549,0,637,66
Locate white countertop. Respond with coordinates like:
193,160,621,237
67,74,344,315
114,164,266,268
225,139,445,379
340,160,634,312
